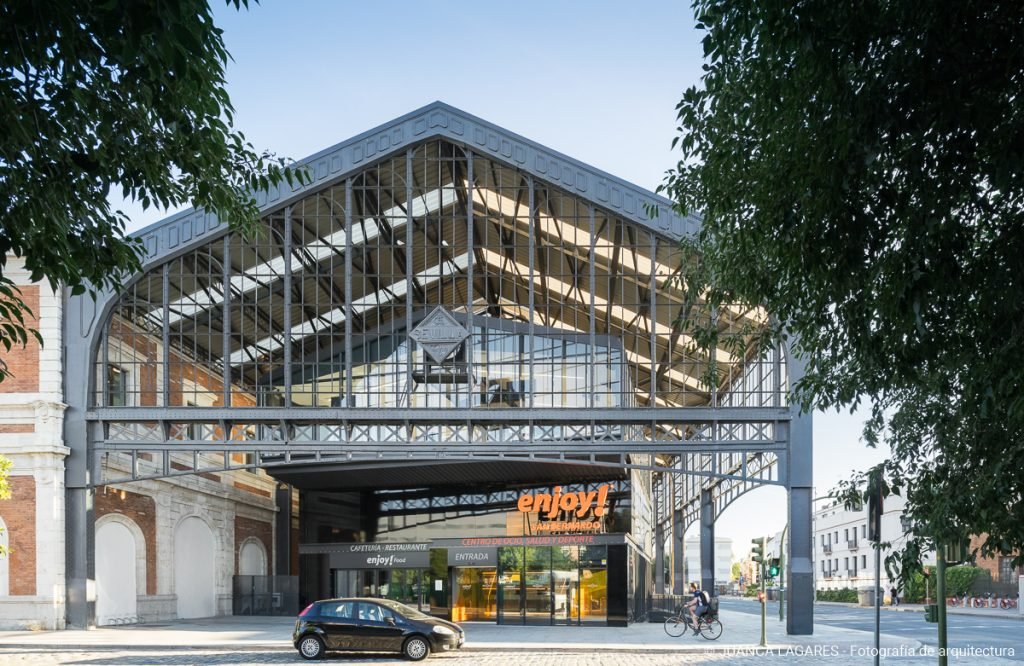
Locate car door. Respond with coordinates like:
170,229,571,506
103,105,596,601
356,601,405,651
317,600,359,650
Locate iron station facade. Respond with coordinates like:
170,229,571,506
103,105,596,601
0,103,813,634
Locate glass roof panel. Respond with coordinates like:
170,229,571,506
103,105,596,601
226,252,471,366
151,187,457,328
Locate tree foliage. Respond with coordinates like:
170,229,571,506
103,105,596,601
0,0,306,380
814,589,858,603
661,0,1024,583
0,454,10,557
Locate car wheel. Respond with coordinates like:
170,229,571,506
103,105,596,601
403,635,430,661
298,634,325,660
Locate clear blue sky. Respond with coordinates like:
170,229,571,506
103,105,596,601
120,0,890,562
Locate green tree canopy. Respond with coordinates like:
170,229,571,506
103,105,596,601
0,455,10,557
662,0,1024,578
0,0,305,380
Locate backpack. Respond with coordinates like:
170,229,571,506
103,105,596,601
700,590,711,606
707,596,719,616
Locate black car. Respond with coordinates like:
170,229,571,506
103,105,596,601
292,597,465,661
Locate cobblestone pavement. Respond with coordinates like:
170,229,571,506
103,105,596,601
0,647,1015,666
2,650,729,665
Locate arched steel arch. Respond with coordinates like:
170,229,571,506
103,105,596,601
61,102,812,633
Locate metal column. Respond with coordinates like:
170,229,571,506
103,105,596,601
671,469,685,594
275,484,292,576
63,292,101,629
700,488,716,595
654,475,666,594
65,484,94,629
785,344,815,635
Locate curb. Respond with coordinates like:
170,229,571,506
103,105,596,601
810,601,1024,620
2,642,805,655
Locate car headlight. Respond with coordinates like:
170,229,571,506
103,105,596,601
432,625,455,636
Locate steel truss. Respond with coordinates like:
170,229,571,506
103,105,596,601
97,448,785,487
92,404,787,486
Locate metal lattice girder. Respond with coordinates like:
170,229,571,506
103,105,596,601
95,447,785,487
651,449,781,536
93,407,785,452
89,406,787,423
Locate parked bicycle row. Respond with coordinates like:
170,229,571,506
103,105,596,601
946,593,1019,609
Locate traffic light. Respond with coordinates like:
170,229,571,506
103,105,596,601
768,557,780,578
867,482,883,542
751,538,765,565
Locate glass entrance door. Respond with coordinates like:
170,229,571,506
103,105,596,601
523,547,552,625
496,545,607,625
552,546,580,625
333,570,360,598
579,545,608,624
497,547,523,624
452,568,497,621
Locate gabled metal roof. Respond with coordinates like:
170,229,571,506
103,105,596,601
129,101,699,269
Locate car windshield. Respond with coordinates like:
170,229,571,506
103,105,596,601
374,598,432,621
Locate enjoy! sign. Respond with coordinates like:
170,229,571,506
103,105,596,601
516,485,611,519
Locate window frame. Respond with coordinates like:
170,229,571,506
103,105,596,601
107,363,129,407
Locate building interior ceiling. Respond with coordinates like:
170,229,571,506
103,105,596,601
268,458,627,492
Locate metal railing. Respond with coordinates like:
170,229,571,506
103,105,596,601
232,575,300,616
650,594,689,614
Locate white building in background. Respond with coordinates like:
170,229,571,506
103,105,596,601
812,494,934,592
683,537,733,589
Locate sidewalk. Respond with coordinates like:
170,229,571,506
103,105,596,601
817,600,1024,621
0,611,924,655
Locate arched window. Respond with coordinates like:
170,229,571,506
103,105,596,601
239,538,267,576
174,516,217,618
96,519,138,624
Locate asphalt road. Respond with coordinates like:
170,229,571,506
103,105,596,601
719,597,1023,661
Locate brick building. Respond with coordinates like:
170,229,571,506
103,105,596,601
969,535,1022,592
0,258,292,629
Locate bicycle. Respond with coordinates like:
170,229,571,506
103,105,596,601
663,607,723,640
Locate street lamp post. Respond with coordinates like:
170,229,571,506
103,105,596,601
936,545,947,666
779,523,788,622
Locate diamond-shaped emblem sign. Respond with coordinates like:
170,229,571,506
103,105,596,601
409,307,470,363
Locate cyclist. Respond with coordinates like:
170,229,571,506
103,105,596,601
685,582,711,634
